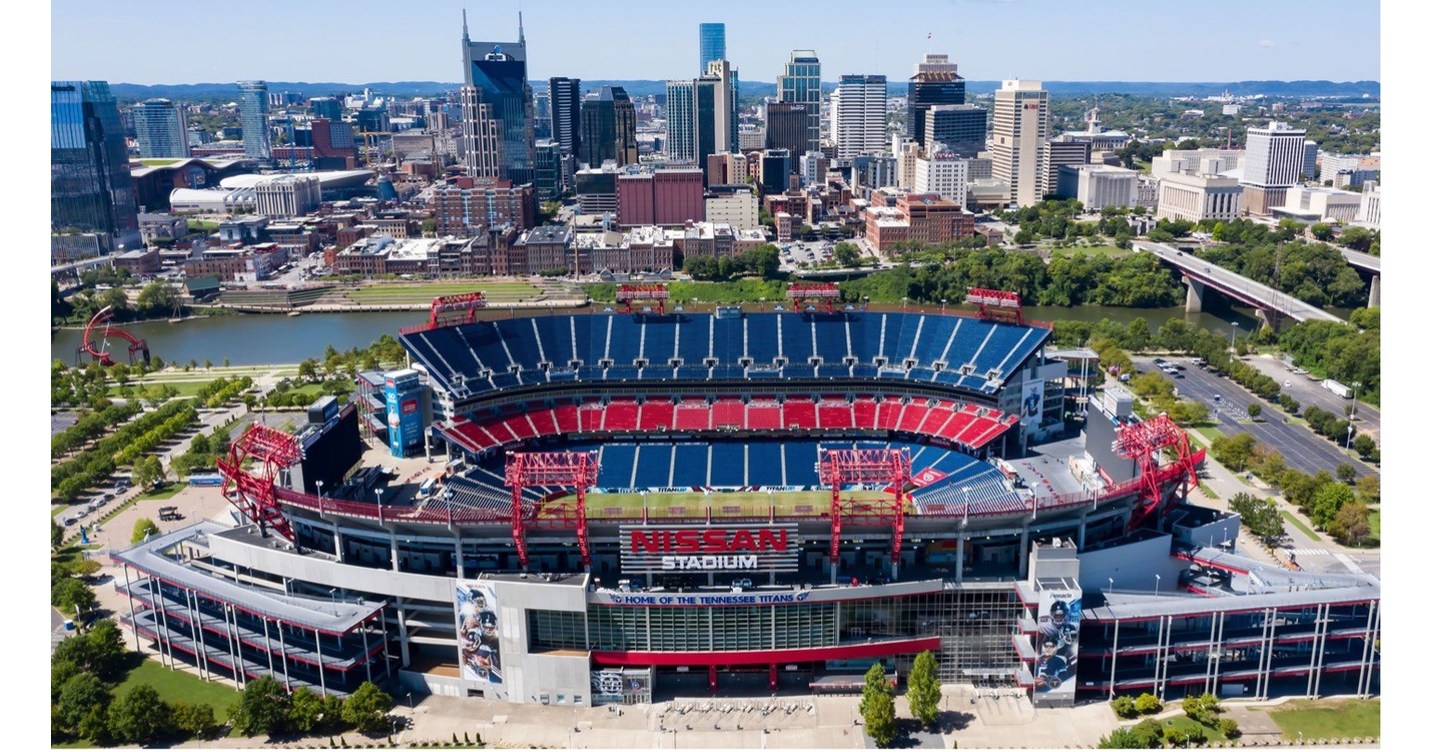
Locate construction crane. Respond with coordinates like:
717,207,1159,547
356,131,390,166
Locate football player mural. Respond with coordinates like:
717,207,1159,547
456,581,502,684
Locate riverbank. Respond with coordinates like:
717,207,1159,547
51,313,217,331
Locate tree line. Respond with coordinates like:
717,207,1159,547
51,401,143,459
52,400,197,501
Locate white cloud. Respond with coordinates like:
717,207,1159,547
1259,39,1278,47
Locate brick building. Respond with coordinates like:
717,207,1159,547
616,168,705,227
433,179,535,237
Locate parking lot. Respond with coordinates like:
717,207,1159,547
1242,354,1380,445
1133,356,1374,478
780,240,836,269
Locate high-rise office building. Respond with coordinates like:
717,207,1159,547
925,104,987,158
1240,121,1307,215
580,86,637,168
51,80,140,250
704,59,739,154
461,87,504,178
764,102,807,173
991,79,1050,207
698,23,726,73
908,53,965,149
236,80,272,159
461,11,535,183
131,98,190,158
549,77,581,160
665,80,698,163
831,75,887,159
534,139,563,200
534,89,552,140
759,149,792,195
777,50,821,155
1047,139,1092,197
310,96,342,120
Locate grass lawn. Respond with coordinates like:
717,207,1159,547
1157,715,1228,745
546,489,901,520
115,655,241,723
1192,425,1224,444
1269,698,1380,740
1368,508,1380,538
345,281,540,304
1282,510,1321,541
1052,244,1132,259
53,504,71,518
135,483,183,502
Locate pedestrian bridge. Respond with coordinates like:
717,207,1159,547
1134,241,1344,326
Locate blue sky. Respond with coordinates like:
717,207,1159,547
51,0,1379,84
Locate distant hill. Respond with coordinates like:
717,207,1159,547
109,79,1380,101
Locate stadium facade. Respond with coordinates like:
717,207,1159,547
112,295,1380,707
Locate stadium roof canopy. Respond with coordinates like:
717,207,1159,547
219,169,374,191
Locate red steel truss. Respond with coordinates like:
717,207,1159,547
616,284,669,315
787,282,841,313
217,423,303,541
818,448,913,576
78,306,151,366
407,292,488,333
1111,414,1200,529
505,451,600,570
965,287,1025,325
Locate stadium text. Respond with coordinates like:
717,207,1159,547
630,528,790,554
661,554,758,570
605,591,814,607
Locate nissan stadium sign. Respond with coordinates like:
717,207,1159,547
620,524,800,573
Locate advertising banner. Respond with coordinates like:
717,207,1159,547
1034,589,1081,697
1022,381,1044,430
456,581,502,685
619,524,800,574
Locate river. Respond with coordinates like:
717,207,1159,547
50,303,1348,367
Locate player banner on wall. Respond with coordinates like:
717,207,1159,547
1035,589,1081,696
1022,381,1043,430
456,581,502,685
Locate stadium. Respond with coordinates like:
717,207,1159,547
112,284,1380,709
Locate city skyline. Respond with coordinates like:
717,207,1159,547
50,0,1380,86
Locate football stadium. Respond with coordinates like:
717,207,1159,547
113,285,1380,708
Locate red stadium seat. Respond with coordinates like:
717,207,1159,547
528,408,559,437
747,401,782,430
918,404,952,436
875,398,903,430
817,400,854,430
603,399,640,431
578,402,604,432
712,399,745,428
554,404,580,434
780,398,818,429
852,398,879,429
673,399,712,431
897,402,928,433
639,400,676,431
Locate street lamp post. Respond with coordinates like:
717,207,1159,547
1154,574,1161,594
1230,322,1239,353
941,298,948,314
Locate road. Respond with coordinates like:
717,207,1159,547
1133,241,1343,323
1133,356,1374,478
1241,354,1380,445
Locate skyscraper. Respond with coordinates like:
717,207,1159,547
831,75,887,159
908,53,965,149
549,77,582,160
310,96,342,121
461,87,504,178
580,86,636,168
1240,121,1307,215
534,89,552,140
704,59,739,155
131,98,190,158
236,80,272,159
462,11,535,183
698,23,726,73
925,104,987,158
665,80,697,163
991,79,1050,207
777,50,821,155
51,80,139,250
764,102,807,173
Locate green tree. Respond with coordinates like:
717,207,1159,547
1336,463,1356,483
1247,402,1262,419
171,701,219,739
859,662,898,747
1163,724,1191,747
906,650,941,728
834,242,862,268
1355,474,1380,505
107,683,175,745
233,676,293,737
52,519,64,550
1217,717,1241,739
1311,482,1356,529
52,576,98,617
136,281,179,316
1229,493,1285,545
341,680,394,734
289,687,327,734
1352,434,1377,461
132,517,160,544
1097,726,1147,748
53,671,113,743
1130,719,1163,747
1111,695,1139,719
1328,500,1372,546
1310,223,1334,241
1133,692,1163,714
297,358,319,382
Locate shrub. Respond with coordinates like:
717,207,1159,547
1134,692,1163,714
1218,718,1241,738
1112,695,1139,718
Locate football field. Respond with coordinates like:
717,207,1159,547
539,489,912,520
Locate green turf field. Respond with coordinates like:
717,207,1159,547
343,282,540,305
542,489,909,520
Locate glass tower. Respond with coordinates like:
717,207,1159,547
132,98,190,158
907,54,965,149
237,81,272,159
699,23,726,73
777,50,821,155
51,80,139,249
462,12,535,184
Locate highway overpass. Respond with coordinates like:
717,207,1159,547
1338,248,1381,306
1134,241,1344,327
